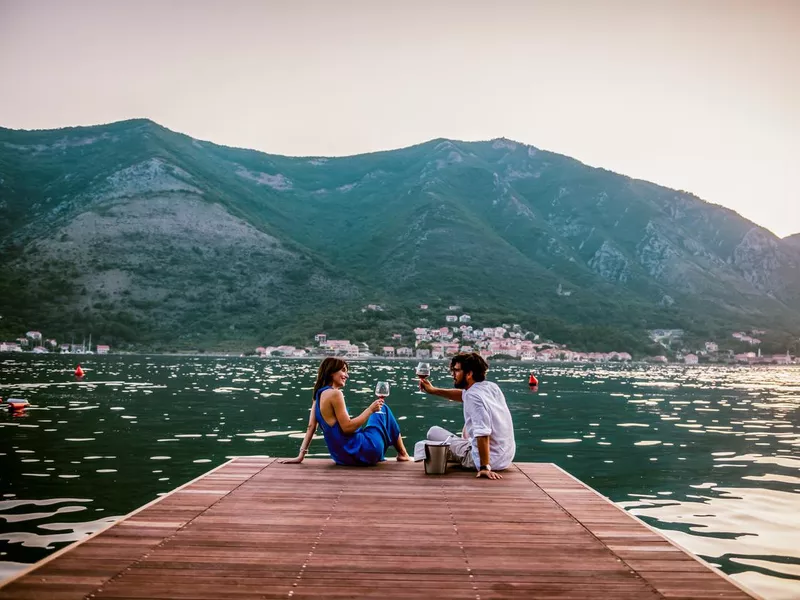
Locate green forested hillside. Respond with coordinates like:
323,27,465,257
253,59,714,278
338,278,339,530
1,119,798,353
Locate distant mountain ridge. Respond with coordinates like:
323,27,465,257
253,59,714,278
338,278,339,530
782,233,800,250
0,119,798,351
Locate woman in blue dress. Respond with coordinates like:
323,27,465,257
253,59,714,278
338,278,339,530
283,357,410,465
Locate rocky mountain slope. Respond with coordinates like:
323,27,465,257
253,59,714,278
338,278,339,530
1,119,798,351
782,233,800,251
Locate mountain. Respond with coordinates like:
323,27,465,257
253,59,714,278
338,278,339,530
1,119,799,353
782,233,800,251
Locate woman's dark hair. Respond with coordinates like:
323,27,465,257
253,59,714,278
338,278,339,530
450,352,488,382
312,357,349,401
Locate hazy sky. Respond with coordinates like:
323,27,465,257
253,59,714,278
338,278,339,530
1,0,798,236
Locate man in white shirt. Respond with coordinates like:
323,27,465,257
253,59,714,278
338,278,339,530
416,353,516,480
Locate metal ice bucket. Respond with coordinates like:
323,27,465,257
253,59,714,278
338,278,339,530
424,442,449,475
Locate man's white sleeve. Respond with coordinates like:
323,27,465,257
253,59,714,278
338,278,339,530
469,393,492,437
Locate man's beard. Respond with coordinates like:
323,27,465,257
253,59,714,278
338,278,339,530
453,377,467,389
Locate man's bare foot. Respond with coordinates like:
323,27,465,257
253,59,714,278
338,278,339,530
396,453,411,462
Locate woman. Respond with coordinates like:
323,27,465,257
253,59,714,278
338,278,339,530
283,357,410,465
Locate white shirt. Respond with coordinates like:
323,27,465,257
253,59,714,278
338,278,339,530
462,380,516,471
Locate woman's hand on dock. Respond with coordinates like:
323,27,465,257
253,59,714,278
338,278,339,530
280,455,305,464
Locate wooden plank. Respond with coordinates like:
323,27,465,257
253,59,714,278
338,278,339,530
0,458,274,600
514,463,761,600
0,458,761,599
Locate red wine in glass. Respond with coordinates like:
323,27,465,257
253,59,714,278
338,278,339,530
416,362,430,392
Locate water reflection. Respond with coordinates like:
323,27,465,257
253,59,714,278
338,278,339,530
0,356,798,598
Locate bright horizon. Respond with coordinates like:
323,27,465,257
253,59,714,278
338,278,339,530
1,0,798,237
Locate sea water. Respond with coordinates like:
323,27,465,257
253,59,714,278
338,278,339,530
0,355,798,598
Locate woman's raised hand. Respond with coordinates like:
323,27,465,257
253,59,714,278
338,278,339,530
369,398,385,413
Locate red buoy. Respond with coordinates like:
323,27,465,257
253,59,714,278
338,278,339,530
528,373,538,386
7,398,29,413
75,365,85,378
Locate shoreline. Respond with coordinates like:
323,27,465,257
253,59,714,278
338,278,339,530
2,350,797,367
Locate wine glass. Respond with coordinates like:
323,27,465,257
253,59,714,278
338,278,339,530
415,362,430,393
375,381,390,400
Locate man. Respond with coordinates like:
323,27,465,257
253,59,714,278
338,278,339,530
415,352,515,480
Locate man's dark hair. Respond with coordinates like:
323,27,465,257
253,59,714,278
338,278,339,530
450,352,488,382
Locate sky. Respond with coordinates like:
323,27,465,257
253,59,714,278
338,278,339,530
1,0,798,237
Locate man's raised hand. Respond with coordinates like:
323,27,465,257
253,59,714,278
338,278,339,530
419,378,434,394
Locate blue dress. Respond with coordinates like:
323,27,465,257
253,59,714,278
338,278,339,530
314,385,401,466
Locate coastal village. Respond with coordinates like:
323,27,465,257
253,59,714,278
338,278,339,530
647,328,795,365
0,331,109,355
1,310,796,365
258,323,632,362
256,305,634,361
253,304,799,364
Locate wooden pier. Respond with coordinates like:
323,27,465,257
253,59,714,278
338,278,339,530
0,458,759,599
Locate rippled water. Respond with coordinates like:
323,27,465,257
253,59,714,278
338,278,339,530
1,355,798,598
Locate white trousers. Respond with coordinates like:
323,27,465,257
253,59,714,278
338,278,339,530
413,425,475,469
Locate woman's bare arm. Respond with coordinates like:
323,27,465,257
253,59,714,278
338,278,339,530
329,389,382,434
280,401,318,464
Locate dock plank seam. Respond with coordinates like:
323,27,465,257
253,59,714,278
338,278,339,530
287,488,343,598
512,463,665,599
441,481,481,600
84,459,277,599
